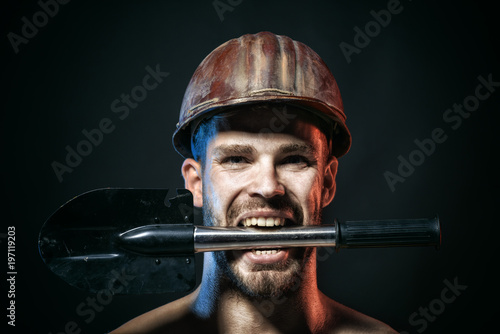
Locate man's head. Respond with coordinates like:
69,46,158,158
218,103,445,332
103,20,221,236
173,32,350,298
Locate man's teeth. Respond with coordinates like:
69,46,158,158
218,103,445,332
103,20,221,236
241,218,284,255
252,249,281,255
242,217,285,227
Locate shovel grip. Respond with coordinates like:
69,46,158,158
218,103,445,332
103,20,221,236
336,216,441,249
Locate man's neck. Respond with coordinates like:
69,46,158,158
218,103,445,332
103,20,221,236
192,250,330,333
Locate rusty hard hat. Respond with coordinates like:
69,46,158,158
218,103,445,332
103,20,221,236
172,31,351,158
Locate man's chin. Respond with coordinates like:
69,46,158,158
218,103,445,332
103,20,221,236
234,266,301,298
225,248,310,298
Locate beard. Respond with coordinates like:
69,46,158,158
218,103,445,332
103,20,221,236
215,246,315,298
202,191,321,298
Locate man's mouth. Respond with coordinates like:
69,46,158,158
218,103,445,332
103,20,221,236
236,216,290,264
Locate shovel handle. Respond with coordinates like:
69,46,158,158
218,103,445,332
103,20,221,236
116,216,441,255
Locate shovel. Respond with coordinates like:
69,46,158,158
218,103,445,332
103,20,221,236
38,188,441,294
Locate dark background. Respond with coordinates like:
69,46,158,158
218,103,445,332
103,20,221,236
2,0,499,333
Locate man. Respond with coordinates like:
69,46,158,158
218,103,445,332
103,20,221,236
112,32,397,333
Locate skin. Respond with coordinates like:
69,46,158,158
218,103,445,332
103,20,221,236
111,109,397,334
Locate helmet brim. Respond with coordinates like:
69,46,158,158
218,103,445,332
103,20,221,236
172,95,351,159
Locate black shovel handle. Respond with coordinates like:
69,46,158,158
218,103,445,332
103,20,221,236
336,216,441,249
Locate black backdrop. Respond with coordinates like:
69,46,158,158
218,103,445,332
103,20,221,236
2,0,499,333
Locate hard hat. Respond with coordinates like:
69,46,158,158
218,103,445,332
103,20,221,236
172,31,351,158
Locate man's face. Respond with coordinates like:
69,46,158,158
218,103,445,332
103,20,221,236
191,109,337,297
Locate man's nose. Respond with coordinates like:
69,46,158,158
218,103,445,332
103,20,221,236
249,161,285,198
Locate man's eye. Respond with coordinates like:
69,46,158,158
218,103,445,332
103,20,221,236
222,156,247,164
282,155,310,165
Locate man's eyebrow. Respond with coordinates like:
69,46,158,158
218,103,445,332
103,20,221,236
278,143,317,155
212,144,255,157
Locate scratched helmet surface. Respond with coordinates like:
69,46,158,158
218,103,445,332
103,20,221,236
172,31,351,158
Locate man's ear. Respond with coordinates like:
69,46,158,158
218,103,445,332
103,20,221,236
181,158,203,208
322,156,338,208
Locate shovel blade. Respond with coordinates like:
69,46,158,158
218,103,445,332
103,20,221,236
38,188,196,294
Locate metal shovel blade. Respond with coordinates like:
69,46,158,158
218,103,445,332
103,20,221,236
38,188,196,294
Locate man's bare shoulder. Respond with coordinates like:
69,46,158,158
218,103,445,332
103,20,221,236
110,290,397,334
110,291,206,334
323,296,398,334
